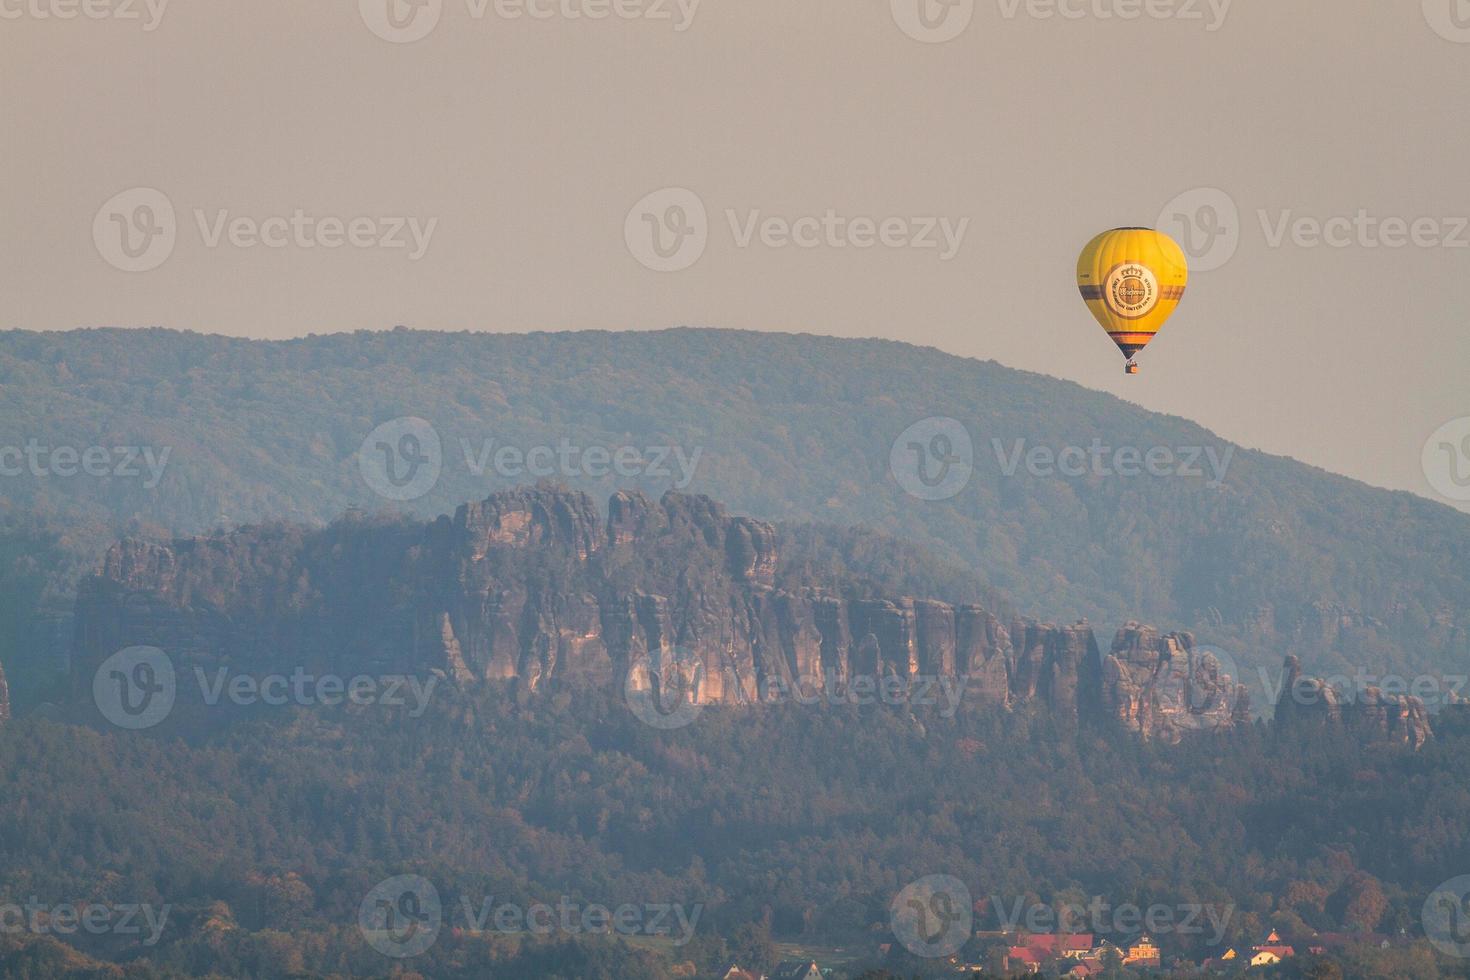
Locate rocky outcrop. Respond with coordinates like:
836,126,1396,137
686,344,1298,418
71,487,1256,739
1099,623,1251,743
1274,655,1432,749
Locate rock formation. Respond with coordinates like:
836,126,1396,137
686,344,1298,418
1100,623,1252,743
62,487,1322,743
1274,655,1432,749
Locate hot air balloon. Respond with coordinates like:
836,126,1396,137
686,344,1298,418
1077,228,1188,374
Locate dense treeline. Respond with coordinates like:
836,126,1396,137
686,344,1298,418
3,688,1470,976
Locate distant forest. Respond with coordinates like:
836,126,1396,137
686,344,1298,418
3,688,1470,977
1,328,1469,705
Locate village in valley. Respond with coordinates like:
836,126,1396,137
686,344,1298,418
710,927,1401,978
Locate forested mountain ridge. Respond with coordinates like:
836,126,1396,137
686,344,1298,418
72,485,1270,743
73,483,1447,752
1,326,1467,698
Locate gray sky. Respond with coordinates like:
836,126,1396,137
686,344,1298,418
5,0,1470,511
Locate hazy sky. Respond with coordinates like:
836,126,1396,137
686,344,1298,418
5,0,1470,511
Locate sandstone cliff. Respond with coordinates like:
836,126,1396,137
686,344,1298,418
1274,655,1432,749
1100,623,1253,743
70,488,1248,739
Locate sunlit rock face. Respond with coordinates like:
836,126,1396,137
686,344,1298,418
71,486,1299,742
1098,623,1252,744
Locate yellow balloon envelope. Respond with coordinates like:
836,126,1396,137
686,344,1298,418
1077,228,1188,374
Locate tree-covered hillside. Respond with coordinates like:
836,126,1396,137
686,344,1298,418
0,326,1466,689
